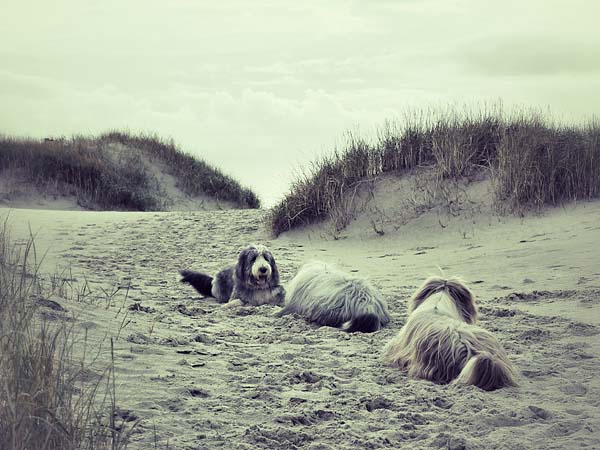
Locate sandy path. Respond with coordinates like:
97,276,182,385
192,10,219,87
3,205,599,450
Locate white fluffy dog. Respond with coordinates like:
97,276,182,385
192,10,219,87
383,276,518,390
277,260,390,333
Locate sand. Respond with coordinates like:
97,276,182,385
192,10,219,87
2,199,599,450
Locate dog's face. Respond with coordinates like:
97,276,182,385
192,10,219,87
235,245,279,289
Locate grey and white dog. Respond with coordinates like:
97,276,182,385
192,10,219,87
180,244,285,307
382,276,518,391
277,260,390,333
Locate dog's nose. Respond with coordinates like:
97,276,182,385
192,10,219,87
259,266,268,274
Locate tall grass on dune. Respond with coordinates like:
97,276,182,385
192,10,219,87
269,108,600,236
99,131,260,209
0,221,134,450
0,131,260,210
269,135,378,234
494,116,600,207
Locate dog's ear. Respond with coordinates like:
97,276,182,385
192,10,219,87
265,251,279,285
449,283,477,324
235,248,249,282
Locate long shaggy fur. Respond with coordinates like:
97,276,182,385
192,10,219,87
180,244,285,306
383,276,518,391
278,261,390,333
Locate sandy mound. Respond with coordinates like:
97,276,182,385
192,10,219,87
291,170,498,241
3,201,599,449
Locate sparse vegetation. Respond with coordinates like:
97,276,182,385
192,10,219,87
0,220,135,450
0,131,260,211
269,107,600,235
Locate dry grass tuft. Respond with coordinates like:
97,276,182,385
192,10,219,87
494,116,600,208
0,219,136,450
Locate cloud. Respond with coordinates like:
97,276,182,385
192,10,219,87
0,70,58,100
459,34,600,77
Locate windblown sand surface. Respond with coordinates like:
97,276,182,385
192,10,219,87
3,202,600,450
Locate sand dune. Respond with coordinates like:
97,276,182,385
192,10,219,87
3,202,599,450
0,142,241,212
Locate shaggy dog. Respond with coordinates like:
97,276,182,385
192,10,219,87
180,244,285,307
382,276,518,391
277,260,390,333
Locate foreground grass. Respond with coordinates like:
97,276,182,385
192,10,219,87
0,131,260,210
269,107,600,235
0,220,134,450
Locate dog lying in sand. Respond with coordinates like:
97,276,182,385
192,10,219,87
382,276,518,390
180,244,285,307
277,260,390,333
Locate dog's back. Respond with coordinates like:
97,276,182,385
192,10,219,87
395,313,472,383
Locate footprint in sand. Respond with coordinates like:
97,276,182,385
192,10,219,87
546,421,582,437
559,382,588,396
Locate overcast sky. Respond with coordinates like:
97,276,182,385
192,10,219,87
2,1,599,206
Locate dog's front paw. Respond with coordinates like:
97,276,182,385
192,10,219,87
222,299,244,309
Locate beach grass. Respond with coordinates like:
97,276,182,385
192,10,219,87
0,220,136,450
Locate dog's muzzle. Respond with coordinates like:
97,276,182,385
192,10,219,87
253,264,272,285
